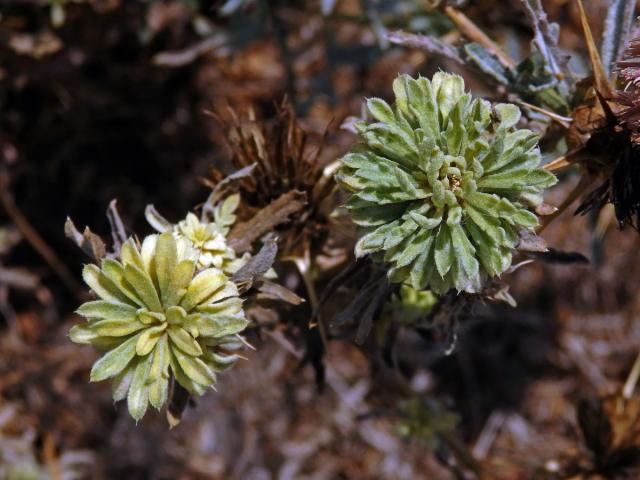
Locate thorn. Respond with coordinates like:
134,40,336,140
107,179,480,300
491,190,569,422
235,333,256,351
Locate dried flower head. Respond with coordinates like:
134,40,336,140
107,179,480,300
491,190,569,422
616,36,640,135
69,232,247,421
617,36,640,86
336,72,556,294
576,35,640,231
147,194,247,275
211,99,335,255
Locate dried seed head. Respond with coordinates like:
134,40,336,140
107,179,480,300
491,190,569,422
212,99,335,255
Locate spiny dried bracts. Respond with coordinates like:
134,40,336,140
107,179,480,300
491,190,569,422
336,72,556,294
69,232,247,421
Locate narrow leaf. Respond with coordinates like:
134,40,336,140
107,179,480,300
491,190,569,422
90,334,139,382
601,0,636,78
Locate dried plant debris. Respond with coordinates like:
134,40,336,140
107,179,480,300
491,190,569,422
571,394,640,477
210,99,336,256
0,402,96,479
574,85,640,230
227,190,308,254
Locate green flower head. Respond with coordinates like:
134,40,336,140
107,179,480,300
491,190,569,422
70,232,248,421
336,72,557,294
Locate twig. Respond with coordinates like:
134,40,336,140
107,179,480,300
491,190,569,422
443,6,516,69
43,433,61,480
543,155,573,172
575,0,613,98
0,172,85,299
387,30,464,65
622,350,640,399
472,411,506,460
152,34,227,67
292,250,328,350
517,100,573,129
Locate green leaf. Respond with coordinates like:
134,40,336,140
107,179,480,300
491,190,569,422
169,349,208,396
195,297,243,316
464,204,505,243
450,224,479,278
92,318,147,337
214,194,240,233
172,347,216,386
168,326,203,356
391,230,430,270
196,314,248,338
180,269,227,312
140,235,158,274
408,211,441,230
76,300,137,321
513,209,538,228
367,97,396,124
433,72,465,120
82,264,129,304
123,264,163,313
206,282,239,304
154,232,177,307
127,354,153,422
112,367,134,402
392,75,411,119
409,236,436,290
136,324,167,356
148,335,170,409
69,324,99,344
203,351,239,372
165,259,195,306
494,103,521,130
434,226,453,277
120,239,145,271
100,259,145,307
446,205,462,226
90,334,139,382
354,221,400,257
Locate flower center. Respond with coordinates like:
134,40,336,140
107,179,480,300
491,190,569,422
447,174,461,191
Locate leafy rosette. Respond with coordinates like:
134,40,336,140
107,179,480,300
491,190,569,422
69,232,248,421
336,72,557,294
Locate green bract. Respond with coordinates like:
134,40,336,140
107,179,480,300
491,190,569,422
69,232,248,421
336,72,557,294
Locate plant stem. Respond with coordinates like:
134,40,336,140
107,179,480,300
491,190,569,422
443,6,516,69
